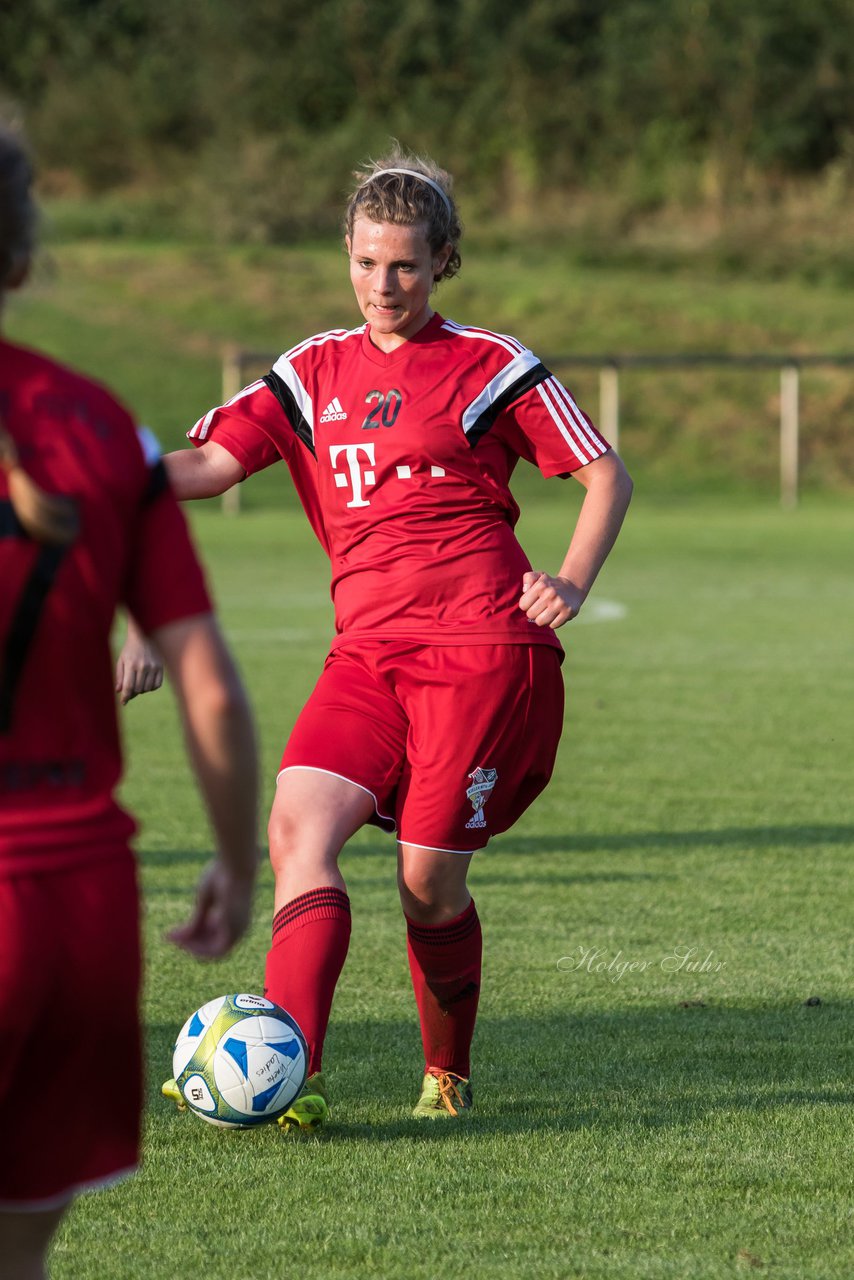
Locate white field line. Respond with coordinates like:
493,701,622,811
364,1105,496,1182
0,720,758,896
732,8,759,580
575,598,627,625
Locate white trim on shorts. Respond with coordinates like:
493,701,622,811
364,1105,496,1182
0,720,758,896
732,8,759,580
397,840,485,856
275,765,397,829
0,1164,138,1214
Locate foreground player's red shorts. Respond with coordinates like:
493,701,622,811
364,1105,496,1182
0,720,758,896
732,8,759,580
279,641,565,852
0,853,141,1209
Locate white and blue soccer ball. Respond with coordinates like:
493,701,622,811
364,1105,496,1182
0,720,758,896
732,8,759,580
172,993,307,1129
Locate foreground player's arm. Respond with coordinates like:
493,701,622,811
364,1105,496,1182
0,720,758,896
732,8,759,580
152,612,259,958
519,449,633,629
164,440,245,500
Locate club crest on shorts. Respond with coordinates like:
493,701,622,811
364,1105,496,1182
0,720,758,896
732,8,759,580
465,766,498,830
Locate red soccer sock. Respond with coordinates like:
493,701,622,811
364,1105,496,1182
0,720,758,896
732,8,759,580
405,899,482,1079
264,886,351,1075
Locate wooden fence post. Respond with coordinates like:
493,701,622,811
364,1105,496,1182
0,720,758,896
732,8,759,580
780,364,799,509
599,364,620,454
221,347,243,515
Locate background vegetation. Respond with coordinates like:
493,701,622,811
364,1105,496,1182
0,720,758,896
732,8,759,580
2,0,854,270
3,0,853,491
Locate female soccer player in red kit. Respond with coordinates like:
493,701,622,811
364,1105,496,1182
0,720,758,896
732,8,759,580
0,129,259,1280
154,147,632,1125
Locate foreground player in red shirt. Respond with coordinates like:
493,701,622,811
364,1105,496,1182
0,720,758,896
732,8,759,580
151,148,632,1125
0,130,259,1279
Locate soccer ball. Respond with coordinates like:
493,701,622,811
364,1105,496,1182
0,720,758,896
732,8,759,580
171,993,307,1128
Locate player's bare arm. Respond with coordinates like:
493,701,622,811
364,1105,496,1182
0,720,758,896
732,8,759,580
519,449,633,629
153,612,259,958
165,439,245,500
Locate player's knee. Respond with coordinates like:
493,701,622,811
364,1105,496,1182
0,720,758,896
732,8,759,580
398,870,460,922
267,807,303,874
267,807,342,883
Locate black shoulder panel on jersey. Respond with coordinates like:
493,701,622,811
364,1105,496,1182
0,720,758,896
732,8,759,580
142,458,168,507
0,499,24,539
466,362,551,448
262,371,315,458
1,540,68,732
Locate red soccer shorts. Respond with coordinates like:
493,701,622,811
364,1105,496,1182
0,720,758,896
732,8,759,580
0,853,142,1209
279,641,565,852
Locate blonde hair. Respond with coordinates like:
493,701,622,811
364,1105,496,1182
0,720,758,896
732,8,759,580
0,127,36,288
0,419,78,545
345,145,462,281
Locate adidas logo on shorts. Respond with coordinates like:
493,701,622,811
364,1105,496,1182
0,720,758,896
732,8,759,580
320,397,348,423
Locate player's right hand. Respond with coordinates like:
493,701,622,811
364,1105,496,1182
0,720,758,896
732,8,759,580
518,570,586,629
115,631,164,704
167,858,256,959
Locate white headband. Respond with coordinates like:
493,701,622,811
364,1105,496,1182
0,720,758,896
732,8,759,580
360,168,452,216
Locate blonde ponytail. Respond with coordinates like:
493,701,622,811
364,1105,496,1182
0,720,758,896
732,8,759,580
0,420,79,546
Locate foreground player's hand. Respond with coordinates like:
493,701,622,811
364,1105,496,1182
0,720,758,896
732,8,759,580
518,571,586,629
168,858,256,959
115,631,164,704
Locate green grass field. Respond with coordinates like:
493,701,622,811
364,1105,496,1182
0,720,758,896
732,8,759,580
46,494,853,1280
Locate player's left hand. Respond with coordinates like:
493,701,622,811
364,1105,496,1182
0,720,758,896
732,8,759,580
518,571,586,629
167,858,255,960
115,631,164,704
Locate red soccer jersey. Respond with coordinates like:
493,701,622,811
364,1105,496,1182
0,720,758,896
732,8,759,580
189,313,609,648
0,339,212,873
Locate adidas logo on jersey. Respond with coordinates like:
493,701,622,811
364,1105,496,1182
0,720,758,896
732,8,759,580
320,397,348,423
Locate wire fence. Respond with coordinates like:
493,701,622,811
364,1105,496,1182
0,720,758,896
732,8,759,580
221,348,854,511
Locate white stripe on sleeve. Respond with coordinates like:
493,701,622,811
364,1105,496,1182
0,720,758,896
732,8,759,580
544,378,607,458
461,348,544,435
535,381,598,464
188,407,216,441
188,380,268,441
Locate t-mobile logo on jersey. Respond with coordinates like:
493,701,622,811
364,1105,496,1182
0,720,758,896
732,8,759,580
329,443,376,508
